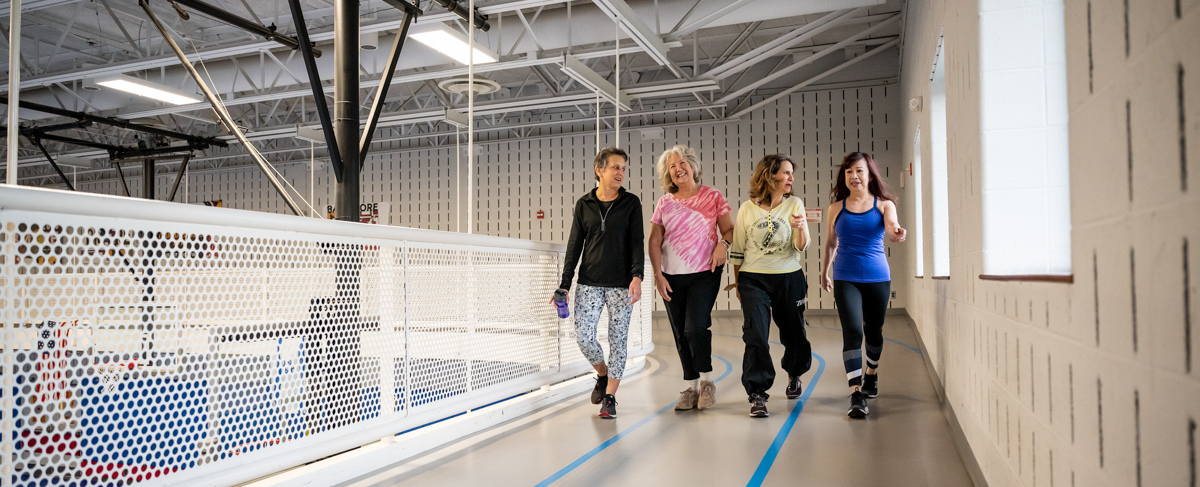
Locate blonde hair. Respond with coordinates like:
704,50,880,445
655,145,703,194
748,154,794,204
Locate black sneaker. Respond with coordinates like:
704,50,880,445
599,394,618,418
848,391,869,419
591,375,608,404
862,373,879,398
785,375,804,399
749,393,769,418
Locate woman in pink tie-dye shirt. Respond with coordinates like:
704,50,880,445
648,145,734,411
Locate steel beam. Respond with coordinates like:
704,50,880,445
113,161,132,196
5,0,19,184
287,0,344,181
592,0,681,77
333,0,359,221
360,1,417,167
141,0,303,215
671,0,757,38
173,0,319,55
26,135,75,190
705,8,860,80
167,154,191,201
0,95,226,148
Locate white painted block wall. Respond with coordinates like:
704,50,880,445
79,87,905,312
901,0,1199,486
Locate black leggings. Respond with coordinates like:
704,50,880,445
833,280,890,387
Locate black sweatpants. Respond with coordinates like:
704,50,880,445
833,280,891,387
737,270,812,397
662,266,724,380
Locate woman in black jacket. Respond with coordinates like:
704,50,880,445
554,146,645,419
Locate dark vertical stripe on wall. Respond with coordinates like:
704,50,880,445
1135,390,1142,487
1131,249,1138,353
1088,2,1095,93
1127,100,1134,202
1094,251,1101,346
1182,64,1189,192
1123,0,1130,56
1192,419,1197,487
1098,378,1105,467
1070,364,1076,443
1187,238,1193,374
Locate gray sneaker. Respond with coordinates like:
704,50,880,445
675,388,698,410
697,380,716,409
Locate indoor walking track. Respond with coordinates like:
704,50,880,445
342,314,973,486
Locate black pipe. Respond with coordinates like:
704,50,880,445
114,162,133,197
428,0,489,31
333,0,359,221
287,0,344,182
360,6,416,167
26,135,76,191
35,120,93,133
0,95,227,148
171,0,320,56
26,131,123,152
167,154,191,202
113,144,202,159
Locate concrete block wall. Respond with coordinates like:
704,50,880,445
901,0,1199,486
80,87,905,312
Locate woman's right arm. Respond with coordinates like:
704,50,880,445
728,205,746,300
820,202,841,292
648,223,672,301
557,200,586,296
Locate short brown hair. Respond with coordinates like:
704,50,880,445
748,154,794,204
593,146,629,181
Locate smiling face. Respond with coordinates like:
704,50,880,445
844,159,869,193
667,153,695,189
595,154,627,192
772,161,795,196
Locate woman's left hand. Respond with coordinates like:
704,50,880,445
709,243,727,272
890,227,907,242
628,277,643,304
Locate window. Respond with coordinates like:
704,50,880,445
979,0,1071,276
930,34,950,277
913,125,925,277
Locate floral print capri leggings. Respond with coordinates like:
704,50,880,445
573,283,634,380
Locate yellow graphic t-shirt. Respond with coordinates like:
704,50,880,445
728,196,807,274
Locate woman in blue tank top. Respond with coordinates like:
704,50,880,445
819,152,906,419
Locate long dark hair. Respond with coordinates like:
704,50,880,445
749,154,794,204
830,152,894,202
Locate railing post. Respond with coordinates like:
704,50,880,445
402,241,410,416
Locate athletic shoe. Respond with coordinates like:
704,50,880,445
599,394,618,418
848,391,869,419
697,380,717,410
749,393,769,418
785,375,804,399
591,375,608,404
675,388,698,410
862,373,879,398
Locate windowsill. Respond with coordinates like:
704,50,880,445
914,276,924,279
978,274,1074,284
931,276,950,280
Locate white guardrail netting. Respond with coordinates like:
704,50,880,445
0,187,653,487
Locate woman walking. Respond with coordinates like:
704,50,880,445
648,145,733,411
729,154,813,418
819,151,906,419
555,146,645,419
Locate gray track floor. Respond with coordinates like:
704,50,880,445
342,314,973,487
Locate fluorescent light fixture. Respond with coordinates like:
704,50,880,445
410,24,498,65
558,54,631,110
294,125,325,144
93,74,202,105
442,109,470,129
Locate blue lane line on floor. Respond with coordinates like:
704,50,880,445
533,355,734,487
813,325,923,355
746,352,826,487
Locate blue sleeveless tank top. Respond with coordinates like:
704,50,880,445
831,197,891,283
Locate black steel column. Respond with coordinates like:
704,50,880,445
334,0,359,222
142,158,155,199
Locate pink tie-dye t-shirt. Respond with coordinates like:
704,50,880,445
651,185,732,275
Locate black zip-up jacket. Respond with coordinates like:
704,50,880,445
559,187,645,290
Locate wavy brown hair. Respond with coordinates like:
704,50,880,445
830,151,894,202
748,154,794,204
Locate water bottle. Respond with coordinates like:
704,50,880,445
553,289,570,319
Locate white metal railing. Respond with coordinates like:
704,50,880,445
0,186,653,487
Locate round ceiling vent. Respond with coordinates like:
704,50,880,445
437,76,501,95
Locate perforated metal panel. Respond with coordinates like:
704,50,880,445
0,188,653,486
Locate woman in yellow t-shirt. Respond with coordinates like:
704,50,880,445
728,154,814,418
